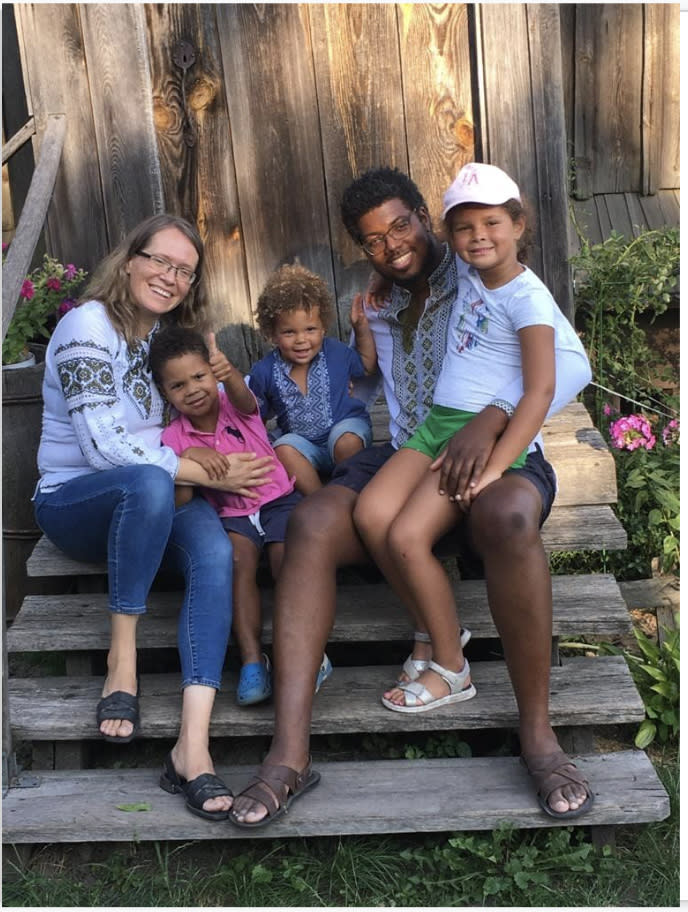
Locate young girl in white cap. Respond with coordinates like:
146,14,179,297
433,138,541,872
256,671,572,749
353,162,591,720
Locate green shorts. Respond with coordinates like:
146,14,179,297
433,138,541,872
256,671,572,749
403,404,527,469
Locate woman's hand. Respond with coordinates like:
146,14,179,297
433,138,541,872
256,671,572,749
177,453,274,499
182,446,230,481
206,452,274,498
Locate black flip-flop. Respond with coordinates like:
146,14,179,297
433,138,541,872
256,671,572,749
96,684,140,744
159,752,233,821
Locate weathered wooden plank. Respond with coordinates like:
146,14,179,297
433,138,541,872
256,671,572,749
618,576,679,612
398,3,474,221
603,194,634,241
7,572,631,654
656,189,680,228
215,4,333,309
525,4,573,319
309,4,406,336
637,193,667,231
144,4,255,371
79,3,163,243
2,114,65,341
476,4,542,277
624,193,649,237
2,116,35,165
2,751,669,844
594,195,613,240
25,498,626,582
643,4,680,194
9,656,644,741
15,3,109,269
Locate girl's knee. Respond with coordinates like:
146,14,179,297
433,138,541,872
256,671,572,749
387,516,427,564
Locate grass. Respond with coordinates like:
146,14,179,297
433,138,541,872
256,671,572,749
2,745,679,908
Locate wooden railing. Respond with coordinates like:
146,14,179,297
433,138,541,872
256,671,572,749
2,114,65,342
2,113,65,793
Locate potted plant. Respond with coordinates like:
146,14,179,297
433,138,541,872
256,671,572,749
2,247,87,368
1,245,87,615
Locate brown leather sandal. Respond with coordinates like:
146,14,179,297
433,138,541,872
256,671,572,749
521,749,594,819
228,758,320,829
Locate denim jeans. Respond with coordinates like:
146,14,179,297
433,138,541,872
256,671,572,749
34,465,233,689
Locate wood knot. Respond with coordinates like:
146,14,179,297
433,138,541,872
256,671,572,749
188,77,216,111
453,117,474,150
152,98,179,132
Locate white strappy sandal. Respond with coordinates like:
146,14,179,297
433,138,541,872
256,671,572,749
396,627,471,686
382,658,476,713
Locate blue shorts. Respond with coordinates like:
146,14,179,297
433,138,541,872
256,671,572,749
331,442,554,522
220,489,303,551
273,416,372,474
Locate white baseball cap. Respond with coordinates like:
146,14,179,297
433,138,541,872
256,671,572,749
442,163,521,219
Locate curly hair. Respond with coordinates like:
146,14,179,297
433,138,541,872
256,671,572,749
340,167,428,242
80,214,211,348
149,324,209,387
255,263,335,339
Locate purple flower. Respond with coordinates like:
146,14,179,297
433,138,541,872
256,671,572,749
20,279,35,300
64,263,77,280
2,242,8,253
662,419,679,447
46,276,62,291
609,414,656,452
58,298,77,316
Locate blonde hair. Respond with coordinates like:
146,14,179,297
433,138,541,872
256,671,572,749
255,263,335,339
80,214,210,347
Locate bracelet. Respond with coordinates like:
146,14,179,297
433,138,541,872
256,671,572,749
488,398,515,418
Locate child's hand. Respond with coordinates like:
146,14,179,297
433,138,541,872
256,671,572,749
363,272,392,311
182,446,231,481
206,332,235,384
350,293,370,331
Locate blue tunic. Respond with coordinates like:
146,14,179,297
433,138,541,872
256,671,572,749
247,337,371,447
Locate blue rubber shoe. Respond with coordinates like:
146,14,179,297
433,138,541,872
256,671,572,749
315,653,333,693
237,654,273,706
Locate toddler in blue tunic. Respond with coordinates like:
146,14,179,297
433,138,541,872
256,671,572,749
248,263,377,494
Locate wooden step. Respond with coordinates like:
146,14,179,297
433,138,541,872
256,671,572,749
1,750,669,844
7,573,631,654
9,656,644,742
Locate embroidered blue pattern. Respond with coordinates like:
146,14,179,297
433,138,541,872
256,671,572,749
271,350,334,443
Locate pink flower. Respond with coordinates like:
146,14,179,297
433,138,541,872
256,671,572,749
58,298,77,316
609,414,656,452
2,242,8,252
64,264,77,280
46,277,62,291
20,279,35,300
662,419,679,447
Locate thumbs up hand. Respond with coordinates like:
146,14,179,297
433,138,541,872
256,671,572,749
205,331,234,383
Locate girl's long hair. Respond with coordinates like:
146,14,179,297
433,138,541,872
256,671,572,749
80,214,211,347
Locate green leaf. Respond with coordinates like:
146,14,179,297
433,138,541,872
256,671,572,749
116,802,151,812
635,720,656,749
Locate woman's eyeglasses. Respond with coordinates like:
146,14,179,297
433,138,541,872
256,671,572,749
136,250,196,285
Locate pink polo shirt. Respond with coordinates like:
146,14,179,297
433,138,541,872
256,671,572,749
161,388,294,518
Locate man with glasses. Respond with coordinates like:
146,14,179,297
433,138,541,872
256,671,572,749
228,167,591,828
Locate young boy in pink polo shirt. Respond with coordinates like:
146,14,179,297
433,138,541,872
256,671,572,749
150,325,331,706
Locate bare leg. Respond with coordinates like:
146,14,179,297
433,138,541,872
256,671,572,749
377,470,468,704
170,684,232,814
333,432,365,463
354,448,441,674
100,613,139,739
228,533,262,665
230,484,367,824
266,541,285,579
275,444,322,495
469,474,587,814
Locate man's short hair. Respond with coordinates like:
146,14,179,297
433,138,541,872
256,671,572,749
340,167,428,242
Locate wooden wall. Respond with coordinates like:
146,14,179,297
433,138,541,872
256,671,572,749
9,3,679,365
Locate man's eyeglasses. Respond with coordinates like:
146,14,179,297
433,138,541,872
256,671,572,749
136,250,197,285
360,211,416,256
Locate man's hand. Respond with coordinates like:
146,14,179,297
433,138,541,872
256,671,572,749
430,406,508,502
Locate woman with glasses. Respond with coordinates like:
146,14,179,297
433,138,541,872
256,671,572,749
33,214,273,820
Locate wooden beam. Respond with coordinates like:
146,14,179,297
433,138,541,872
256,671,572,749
1,117,35,166
1,114,66,342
